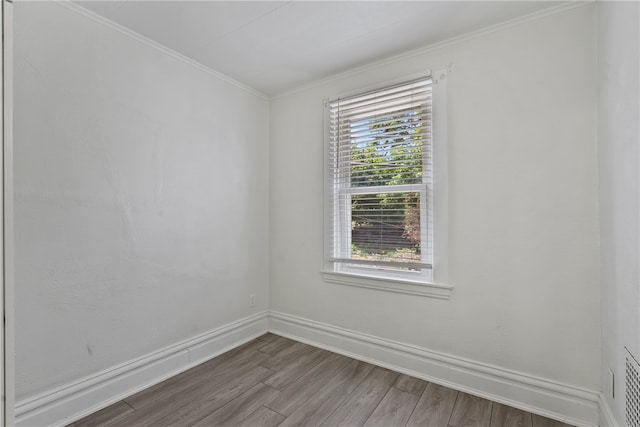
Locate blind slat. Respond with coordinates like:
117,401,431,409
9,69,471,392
329,258,433,270
327,76,433,271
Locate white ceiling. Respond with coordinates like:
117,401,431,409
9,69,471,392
76,1,566,96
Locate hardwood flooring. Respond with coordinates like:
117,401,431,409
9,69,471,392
69,334,576,427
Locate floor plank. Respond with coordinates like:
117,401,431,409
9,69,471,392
68,336,577,427
491,403,532,427
149,365,274,426
124,348,270,410
319,366,398,427
393,374,427,396
258,332,280,343
192,383,280,427
266,352,351,416
406,382,458,427
263,347,330,390
362,387,419,427
449,392,493,427
532,414,575,427
261,341,315,371
259,335,298,355
116,364,272,427
234,406,286,427
68,401,134,427
279,360,374,427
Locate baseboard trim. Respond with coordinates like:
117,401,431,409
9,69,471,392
14,310,601,427
598,393,618,427
15,311,269,427
269,310,600,427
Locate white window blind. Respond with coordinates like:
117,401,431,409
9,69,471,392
326,76,433,278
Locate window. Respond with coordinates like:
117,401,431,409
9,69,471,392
323,72,450,298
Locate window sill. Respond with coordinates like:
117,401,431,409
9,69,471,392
321,271,452,299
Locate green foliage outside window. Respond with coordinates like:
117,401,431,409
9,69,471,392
349,111,424,264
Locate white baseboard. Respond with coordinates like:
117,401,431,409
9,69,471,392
15,311,268,427
269,310,600,427
598,393,618,427
15,310,601,427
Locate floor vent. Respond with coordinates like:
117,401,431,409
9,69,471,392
626,348,640,427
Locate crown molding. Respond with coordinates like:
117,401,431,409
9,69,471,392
56,1,269,101
272,1,594,99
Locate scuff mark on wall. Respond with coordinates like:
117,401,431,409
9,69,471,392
153,133,164,205
94,125,140,258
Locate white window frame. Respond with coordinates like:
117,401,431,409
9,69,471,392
322,70,451,299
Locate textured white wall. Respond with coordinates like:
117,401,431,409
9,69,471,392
270,5,600,391
598,1,640,424
13,2,269,401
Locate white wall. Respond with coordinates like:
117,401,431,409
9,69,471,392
270,3,599,394
598,1,640,424
13,2,269,401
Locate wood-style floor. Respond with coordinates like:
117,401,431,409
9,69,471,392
69,334,575,427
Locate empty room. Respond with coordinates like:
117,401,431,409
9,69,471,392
0,0,638,426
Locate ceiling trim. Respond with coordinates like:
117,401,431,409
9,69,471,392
56,0,591,101
271,0,593,99
58,0,270,101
